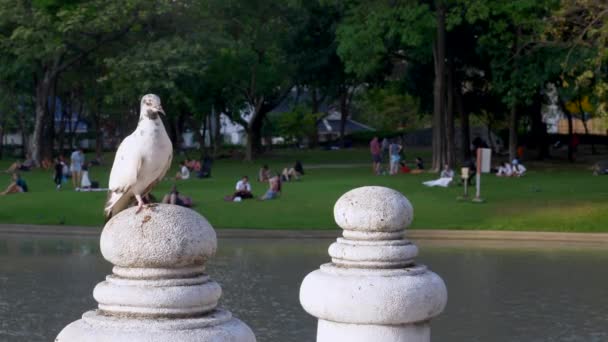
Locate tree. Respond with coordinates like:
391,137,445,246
275,105,321,146
0,0,174,164
355,85,422,131
458,0,562,161
194,0,298,160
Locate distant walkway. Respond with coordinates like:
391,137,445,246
305,163,368,169
1,224,608,246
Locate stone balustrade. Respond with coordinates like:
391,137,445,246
300,186,448,342
56,187,447,341
56,204,256,342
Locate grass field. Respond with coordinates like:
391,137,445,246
0,148,607,232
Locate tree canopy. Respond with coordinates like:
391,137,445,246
0,0,605,163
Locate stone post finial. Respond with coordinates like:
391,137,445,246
300,186,447,342
56,204,256,342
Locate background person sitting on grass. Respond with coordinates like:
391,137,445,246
1,173,28,195
80,164,92,190
497,162,513,177
175,161,190,180
512,160,527,177
260,175,281,200
258,164,270,182
162,185,193,207
282,161,304,181
422,164,454,188
5,157,34,173
410,157,425,174
225,176,253,201
592,160,608,175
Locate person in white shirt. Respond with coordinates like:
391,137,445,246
423,164,454,187
70,148,84,189
513,163,526,177
80,164,92,190
233,176,253,200
175,161,190,180
496,162,513,177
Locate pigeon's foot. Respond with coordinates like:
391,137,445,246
135,194,145,214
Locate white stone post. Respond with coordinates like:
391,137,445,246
56,204,256,342
300,186,447,342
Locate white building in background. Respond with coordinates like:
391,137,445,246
219,112,247,145
2,133,25,146
543,83,562,134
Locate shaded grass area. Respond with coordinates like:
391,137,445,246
0,148,606,231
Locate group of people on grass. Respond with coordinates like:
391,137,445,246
52,149,96,191
174,157,213,180
496,159,527,177
422,158,528,188
370,136,425,176
222,161,303,202
2,148,100,196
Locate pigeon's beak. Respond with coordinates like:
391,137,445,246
155,106,166,116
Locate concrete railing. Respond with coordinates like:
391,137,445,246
56,187,446,341
55,204,255,342
300,186,447,342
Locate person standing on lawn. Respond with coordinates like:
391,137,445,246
54,157,63,190
370,136,382,175
389,139,403,175
70,148,85,189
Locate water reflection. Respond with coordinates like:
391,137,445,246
0,235,607,342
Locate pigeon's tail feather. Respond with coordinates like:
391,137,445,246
104,191,133,222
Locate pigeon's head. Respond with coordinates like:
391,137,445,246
140,94,165,120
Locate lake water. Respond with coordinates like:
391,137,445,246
0,234,607,341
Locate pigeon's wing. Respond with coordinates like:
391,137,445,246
104,134,142,221
108,134,142,192
158,150,173,183
140,150,173,201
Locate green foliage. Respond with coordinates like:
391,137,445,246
355,86,424,131
276,106,321,143
335,0,434,77
456,0,562,107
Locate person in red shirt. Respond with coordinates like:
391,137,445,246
370,136,382,175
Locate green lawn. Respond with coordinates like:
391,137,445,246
0,148,607,232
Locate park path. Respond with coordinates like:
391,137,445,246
1,224,608,247
305,163,369,169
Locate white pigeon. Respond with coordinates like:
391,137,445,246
104,94,173,221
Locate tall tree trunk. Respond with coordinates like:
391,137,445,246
245,113,264,161
200,114,208,158
529,94,549,160
578,103,596,154
566,112,574,162
213,106,222,158
508,105,518,161
0,122,4,160
431,3,447,171
57,93,70,155
456,85,470,162
339,89,349,147
508,27,521,163
19,104,29,158
310,88,321,148
31,72,54,165
42,78,58,160
557,98,575,162
245,106,266,161
93,101,103,158
445,62,456,168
